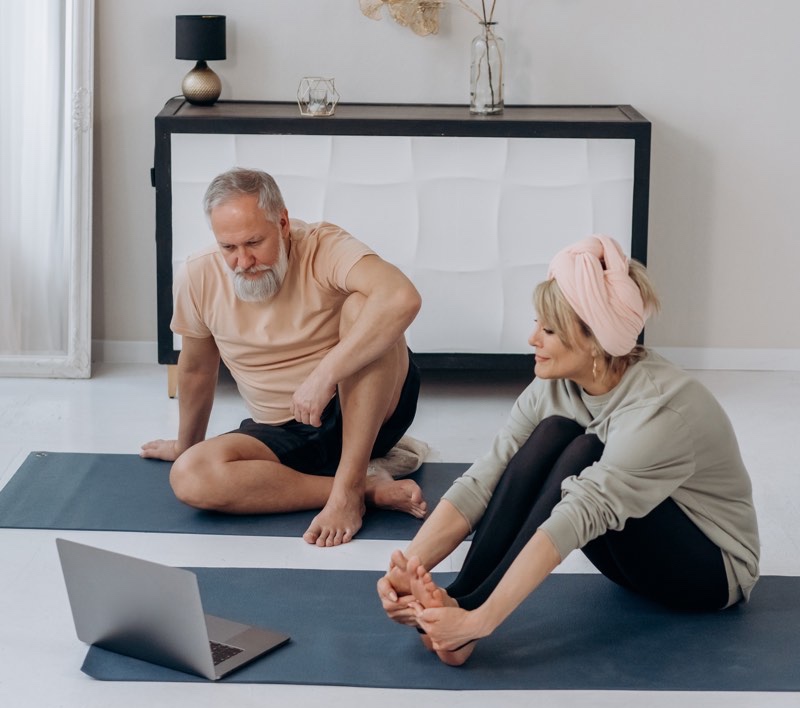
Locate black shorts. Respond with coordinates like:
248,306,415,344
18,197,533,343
228,352,420,476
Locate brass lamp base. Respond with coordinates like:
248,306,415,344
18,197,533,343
181,60,222,106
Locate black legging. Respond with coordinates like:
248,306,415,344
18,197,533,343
446,415,729,612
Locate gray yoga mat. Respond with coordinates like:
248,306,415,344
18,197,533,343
79,568,799,691
0,452,466,539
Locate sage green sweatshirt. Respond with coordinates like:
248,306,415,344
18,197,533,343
441,350,760,606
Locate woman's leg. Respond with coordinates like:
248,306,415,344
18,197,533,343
582,498,729,611
447,417,604,610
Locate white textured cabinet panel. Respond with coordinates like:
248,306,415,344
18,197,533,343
155,101,650,366
170,133,635,355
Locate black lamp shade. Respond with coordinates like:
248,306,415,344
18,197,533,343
176,15,226,61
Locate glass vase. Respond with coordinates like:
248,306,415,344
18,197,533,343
470,21,504,115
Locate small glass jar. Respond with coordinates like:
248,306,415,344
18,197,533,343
470,22,504,115
297,77,339,117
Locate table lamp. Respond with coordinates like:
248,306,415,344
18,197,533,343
175,15,226,106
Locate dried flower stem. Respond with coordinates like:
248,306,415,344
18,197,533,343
482,22,498,109
458,0,496,24
483,0,498,24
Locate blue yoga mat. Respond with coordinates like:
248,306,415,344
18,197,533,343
79,568,799,691
0,452,466,539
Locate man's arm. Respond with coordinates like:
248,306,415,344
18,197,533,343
140,335,220,461
334,254,422,374
290,255,421,425
297,253,421,546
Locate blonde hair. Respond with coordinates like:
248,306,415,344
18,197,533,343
533,259,661,377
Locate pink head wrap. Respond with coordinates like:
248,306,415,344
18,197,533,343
547,235,647,356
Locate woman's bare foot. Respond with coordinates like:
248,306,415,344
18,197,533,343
408,557,476,666
366,471,427,518
416,626,435,652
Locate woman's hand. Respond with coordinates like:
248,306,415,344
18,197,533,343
415,530,562,661
377,550,421,626
415,604,491,653
377,574,419,626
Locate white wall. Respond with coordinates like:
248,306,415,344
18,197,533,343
93,0,800,368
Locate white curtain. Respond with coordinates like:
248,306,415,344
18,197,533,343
0,0,67,355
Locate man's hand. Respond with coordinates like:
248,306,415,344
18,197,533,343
290,370,336,427
140,439,182,462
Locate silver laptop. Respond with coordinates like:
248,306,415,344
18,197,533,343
56,538,290,680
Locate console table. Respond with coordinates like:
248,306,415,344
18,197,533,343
153,100,650,394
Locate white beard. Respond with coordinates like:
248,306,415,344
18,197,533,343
232,238,289,302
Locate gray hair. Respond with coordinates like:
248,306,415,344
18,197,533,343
202,167,286,223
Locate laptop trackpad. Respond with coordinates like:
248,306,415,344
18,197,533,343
205,613,250,643
205,613,290,657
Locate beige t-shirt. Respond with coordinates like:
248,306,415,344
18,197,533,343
171,219,374,424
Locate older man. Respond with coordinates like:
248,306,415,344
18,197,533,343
141,167,425,546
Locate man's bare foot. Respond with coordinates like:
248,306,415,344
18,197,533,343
302,494,365,547
408,557,476,666
366,471,427,519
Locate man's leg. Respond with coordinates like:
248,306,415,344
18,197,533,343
171,294,423,539
303,293,425,546
170,429,424,518
169,433,336,513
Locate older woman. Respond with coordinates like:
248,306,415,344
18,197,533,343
377,235,760,666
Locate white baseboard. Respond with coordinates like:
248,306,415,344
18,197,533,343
93,340,800,372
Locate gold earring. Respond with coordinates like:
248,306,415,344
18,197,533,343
592,357,597,382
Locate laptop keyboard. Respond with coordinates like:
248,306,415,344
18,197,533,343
210,640,244,665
